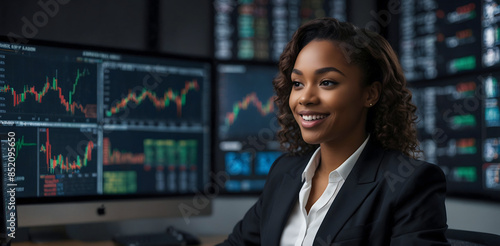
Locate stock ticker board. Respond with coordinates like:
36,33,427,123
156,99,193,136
391,0,500,199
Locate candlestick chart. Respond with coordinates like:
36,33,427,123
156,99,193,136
103,68,204,125
0,55,97,122
39,127,96,174
217,65,278,139
38,127,98,196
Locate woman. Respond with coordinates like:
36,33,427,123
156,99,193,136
218,18,449,246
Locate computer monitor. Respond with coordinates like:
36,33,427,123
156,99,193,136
215,62,282,194
0,36,212,228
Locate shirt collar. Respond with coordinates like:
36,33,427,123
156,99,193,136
301,147,321,182
301,135,371,183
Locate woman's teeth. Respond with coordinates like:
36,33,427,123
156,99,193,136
301,115,327,121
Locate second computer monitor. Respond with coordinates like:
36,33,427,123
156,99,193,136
215,63,282,194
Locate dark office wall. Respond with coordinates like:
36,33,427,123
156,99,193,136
0,0,212,56
158,0,211,57
0,0,148,50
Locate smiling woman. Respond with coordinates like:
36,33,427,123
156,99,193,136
218,17,450,246
289,40,374,152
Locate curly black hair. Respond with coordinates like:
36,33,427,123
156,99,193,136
273,17,420,158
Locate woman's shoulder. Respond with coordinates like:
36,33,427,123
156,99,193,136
381,149,443,174
379,149,446,192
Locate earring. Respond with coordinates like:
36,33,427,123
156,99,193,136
369,103,373,106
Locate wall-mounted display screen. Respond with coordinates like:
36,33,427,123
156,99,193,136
215,63,282,193
213,0,348,62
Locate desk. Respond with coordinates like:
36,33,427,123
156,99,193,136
12,235,227,246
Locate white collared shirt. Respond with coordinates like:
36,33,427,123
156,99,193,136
280,135,370,246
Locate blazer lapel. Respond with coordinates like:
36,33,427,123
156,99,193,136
313,139,385,245
265,154,311,246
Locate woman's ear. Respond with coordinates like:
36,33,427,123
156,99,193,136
365,81,381,107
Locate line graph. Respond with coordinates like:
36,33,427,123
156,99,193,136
0,127,39,198
15,134,36,160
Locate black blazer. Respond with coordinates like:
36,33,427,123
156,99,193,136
218,139,450,246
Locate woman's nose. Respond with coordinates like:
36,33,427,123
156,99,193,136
298,85,319,106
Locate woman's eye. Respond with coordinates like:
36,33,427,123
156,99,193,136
292,81,302,87
320,80,338,86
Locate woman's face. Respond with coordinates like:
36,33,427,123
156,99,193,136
289,40,370,145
